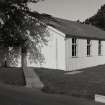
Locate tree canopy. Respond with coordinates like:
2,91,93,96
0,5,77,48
85,4,105,31
0,0,49,65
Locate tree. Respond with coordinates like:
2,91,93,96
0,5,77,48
85,4,105,30
0,0,49,68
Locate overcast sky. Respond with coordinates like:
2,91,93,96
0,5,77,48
29,0,105,21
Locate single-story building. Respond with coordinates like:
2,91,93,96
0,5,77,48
3,14,105,71
27,14,105,71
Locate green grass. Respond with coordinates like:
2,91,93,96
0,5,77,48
0,67,25,86
34,65,105,100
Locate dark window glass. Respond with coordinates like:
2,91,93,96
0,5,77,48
72,38,77,57
98,40,102,55
87,39,91,56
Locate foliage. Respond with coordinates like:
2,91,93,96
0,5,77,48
85,4,105,30
0,0,49,64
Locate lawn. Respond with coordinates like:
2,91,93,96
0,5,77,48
0,83,104,105
0,67,25,86
35,65,105,100
0,67,103,105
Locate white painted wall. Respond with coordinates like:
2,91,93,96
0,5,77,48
7,26,65,70
27,26,66,70
66,38,105,71
7,25,105,71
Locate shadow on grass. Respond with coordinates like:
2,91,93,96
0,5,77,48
0,67,26,86
34,65,105,100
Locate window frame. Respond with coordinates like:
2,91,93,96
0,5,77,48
72,37,77,57
98,40,102,56
87,39,91,57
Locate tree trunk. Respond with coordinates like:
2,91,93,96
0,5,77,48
21,47,27,69
3,47,8,67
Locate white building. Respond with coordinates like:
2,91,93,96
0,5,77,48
27,25,66,70
3,15,105,71
30,15,105,71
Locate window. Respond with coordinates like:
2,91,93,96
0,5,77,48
98,40,102,55
72,38,77,57
87,39,91,56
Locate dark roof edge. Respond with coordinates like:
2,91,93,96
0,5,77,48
66,34,105,41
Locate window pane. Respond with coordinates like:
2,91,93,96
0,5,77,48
72,38,76,44
72,45,74,56
98,40,101,55
72,38,77,57
75,45,76,56
72,38,75,43
87,39,90,45
87,40,91,56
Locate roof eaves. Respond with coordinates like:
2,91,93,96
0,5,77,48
66,34,105,41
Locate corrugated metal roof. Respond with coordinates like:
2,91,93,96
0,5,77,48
40,14,105,40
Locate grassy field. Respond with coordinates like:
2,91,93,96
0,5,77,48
0,83,104,105
0,67,103,105
0,67,25,86
35,65,105,100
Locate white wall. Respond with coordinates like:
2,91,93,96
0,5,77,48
7,26,65,70
27,26,66,70
66,38,105,71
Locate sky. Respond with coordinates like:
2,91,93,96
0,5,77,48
29,0,105,21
